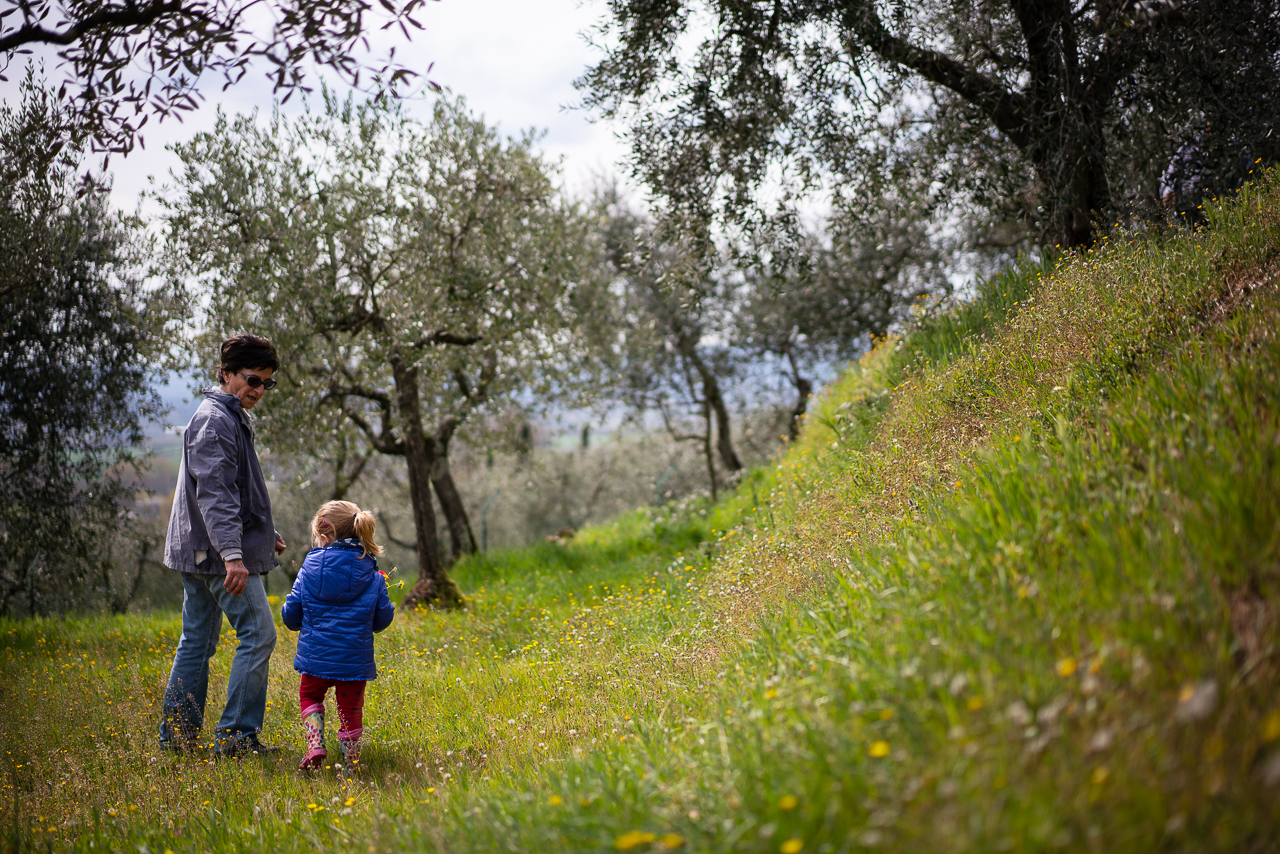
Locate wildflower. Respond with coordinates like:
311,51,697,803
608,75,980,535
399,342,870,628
548,795,563,806
1055,657,1077,677
868,741,890,758
778,795,798,811
660,833,685,848
781,839,804,854
614,830,657,850
1263,711,1280,743
1175,680,1218,723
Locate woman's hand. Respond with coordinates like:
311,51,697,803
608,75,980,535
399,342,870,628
224,559,249,596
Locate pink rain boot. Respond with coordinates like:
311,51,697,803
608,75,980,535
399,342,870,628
299,704,327,770
337,726,363,768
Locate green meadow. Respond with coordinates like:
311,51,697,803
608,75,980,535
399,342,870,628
4,170,1280,852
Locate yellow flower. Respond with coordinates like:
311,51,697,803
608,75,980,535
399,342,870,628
868,741,890,758
967,696,983,711
778,794,798,811
614,830,658,850
344,796,356,807
1263,711,1280,743
765,688,777,699
879,708,894,720
780,839,804,854
1055,657,1077,677
660,833,685,848
548,795,564,806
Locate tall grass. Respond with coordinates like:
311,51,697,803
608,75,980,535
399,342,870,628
3,170,1279,852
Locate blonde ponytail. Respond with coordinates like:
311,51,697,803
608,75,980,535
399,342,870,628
311,500,384,558
351,509,383,558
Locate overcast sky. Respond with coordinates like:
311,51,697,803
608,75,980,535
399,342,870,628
1,0,636,425
1,0,632,217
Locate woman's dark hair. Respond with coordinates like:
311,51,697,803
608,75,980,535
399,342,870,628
218,333,280,382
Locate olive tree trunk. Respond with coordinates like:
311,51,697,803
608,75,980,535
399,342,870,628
430,447,477,563
392,356,464,610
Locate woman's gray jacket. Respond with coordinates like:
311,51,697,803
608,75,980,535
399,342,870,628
163,389,278,575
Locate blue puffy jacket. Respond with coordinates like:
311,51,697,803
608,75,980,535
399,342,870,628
281,539,395,681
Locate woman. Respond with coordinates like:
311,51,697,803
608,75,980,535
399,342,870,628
158,333,288,758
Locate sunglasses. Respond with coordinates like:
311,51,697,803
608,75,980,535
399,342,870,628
237,371,277,390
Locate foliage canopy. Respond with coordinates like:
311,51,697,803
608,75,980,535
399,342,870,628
580,0,1280,250
0,0,432,155
0,73,170,614
158,93,596,608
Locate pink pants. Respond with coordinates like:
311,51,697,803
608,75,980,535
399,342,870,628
298,674,366,733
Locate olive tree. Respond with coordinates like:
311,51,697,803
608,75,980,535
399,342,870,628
581,0,1280,251
0,0,431,155
590,180,943,484
732,179,957,440
587,186,745,499
0,72,174,614
158,93,592,609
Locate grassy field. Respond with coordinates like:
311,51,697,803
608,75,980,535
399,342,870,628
3,169,1280,852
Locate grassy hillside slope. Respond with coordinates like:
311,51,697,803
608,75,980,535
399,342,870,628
3,169,1279,853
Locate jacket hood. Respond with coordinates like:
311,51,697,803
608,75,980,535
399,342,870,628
305,540,378,605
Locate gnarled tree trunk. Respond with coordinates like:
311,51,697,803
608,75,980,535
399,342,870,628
678,334,742,473
430,435,477,563
785,349,813,443
391,356,464,610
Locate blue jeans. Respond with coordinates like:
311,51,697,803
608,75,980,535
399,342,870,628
159,572,277,750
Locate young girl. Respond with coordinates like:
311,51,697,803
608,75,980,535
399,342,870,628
281,500,395,770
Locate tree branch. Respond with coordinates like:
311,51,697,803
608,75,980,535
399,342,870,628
409,329,483,348
850,5,1032,150
434,414,461,446
318,376,392,408
379,513,418,551
323,387,402,455
655,395,704,443
0,0,192,53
